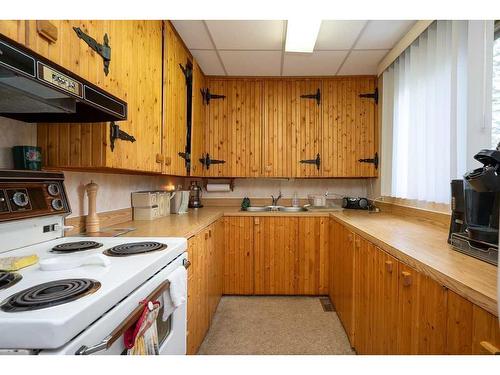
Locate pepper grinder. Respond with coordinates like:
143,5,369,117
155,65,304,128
85,180,100,233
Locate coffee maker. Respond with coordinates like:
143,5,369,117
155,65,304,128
449,148,500,265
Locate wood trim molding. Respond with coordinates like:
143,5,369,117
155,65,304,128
64,208,132,236
374,197,450,227
377,20,434,76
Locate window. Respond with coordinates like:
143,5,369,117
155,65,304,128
381,21,495,204
493,20,500,148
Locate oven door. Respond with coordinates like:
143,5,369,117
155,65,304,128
41,253,187,355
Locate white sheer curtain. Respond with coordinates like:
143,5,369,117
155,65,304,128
381,20,494,204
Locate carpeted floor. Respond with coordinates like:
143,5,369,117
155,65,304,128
197,296,356,355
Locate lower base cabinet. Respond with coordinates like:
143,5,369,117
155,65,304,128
186,219,224,355
332,218,499,355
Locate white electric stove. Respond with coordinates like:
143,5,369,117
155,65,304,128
0,171,188,355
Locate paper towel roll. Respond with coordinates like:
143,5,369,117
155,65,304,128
206,183,231,192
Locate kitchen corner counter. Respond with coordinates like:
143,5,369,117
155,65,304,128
108,206,498,316
330,210,498,316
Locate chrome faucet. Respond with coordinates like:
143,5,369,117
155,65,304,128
271,192,282,207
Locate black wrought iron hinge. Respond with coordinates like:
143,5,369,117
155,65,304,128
358,152,379,169
359,87,379,104
179,63,193,83
300,88,321,106
73,27,111,76
200,88,226,105
110,122,136,151
199,153,225,170
300,153,321,170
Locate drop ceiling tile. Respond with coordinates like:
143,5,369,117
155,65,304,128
282,51,348,76
206,20,284,50
191,50,225,76
315,20,367,50
354,20,416,50
338,50,389,75
171,20,213,50
219,50,282,76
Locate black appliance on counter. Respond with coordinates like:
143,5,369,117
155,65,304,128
342,197,370,210
449,148,500,266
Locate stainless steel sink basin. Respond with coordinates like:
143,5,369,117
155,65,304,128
278,206,307,212
244,206,272,212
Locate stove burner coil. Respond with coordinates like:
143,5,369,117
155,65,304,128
0,272,22,290
0,278,100,312
103,241,167,257
51,241,103,253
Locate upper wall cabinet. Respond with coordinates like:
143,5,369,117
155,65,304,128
263,79,322,178
36,21,163,173
204,79,262,177
322,77,378,177
0,20,25,45
163,22,192,176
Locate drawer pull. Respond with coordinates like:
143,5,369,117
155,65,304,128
480,341,500,355
384,260,393,273
209,229,212,238
401,271,412,287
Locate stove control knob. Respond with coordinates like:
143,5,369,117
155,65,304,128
47,183,60,196
12,191,29,207
51,198,64,211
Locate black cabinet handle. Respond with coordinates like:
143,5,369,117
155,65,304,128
200,88,226,105
109,122,135,152
73,27,111,76
300,88,321,105
359,88,378,104
299,153,321,170
358,152,379,169
199,153,225,170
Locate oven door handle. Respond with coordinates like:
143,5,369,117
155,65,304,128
75,279,170,355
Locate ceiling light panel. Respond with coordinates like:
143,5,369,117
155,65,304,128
285,19,322,53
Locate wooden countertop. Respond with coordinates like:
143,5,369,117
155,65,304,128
330,210,498,316
111,206,498,316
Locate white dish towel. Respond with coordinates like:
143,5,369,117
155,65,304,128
161,266,187,321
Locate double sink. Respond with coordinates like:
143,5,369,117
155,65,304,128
243,205,306,213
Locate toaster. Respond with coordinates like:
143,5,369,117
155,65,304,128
342,197,370,210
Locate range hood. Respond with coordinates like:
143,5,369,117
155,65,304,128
0,35,127,123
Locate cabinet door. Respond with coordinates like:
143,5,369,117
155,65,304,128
254,217,328,295
396,264,448,354
446,290,474,354
37,21,163,173
163,21,190,176
191,60,206,177
338,226,356,344
322,77,378,177
205,79,262,177
373,250,399,354
186,236,199,355
472,305,500,354
0,20,26,44
353,235,378,354
223,217,254,295
263,79,322,177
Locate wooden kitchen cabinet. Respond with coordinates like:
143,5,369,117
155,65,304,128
162,21,191,176
329,221,356,344
223,216,255,295
263,79,322,177
472,305,500,354
0,20,26,45
37,20,163,173
322,77,378,177
204,79,263,177
191,60,207,177
187,219,224,355
254,216,328,295
396,263,448,354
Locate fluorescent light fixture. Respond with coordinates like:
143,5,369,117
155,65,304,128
285,19,322,53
